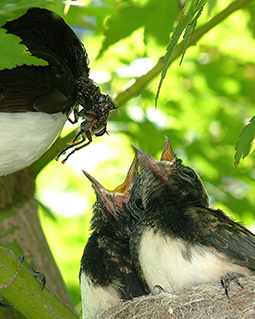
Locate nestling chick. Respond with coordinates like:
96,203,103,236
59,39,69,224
79,157,147,319
130,137,255,295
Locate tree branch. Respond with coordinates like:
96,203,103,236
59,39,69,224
115,0,253,107
0,170,74,318
0,247,79,319
99,275,255,319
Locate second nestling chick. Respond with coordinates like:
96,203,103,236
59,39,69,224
79,157,147,319
130,136,255,297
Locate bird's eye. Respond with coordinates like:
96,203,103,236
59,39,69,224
183,168,196,179
135,198,144,211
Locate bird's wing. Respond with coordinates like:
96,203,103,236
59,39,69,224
192,207,255,270
0,65,76,114
80,231,147,299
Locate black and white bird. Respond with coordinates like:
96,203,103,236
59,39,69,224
0,7,115,176
79,157,147,319
130,137,255,296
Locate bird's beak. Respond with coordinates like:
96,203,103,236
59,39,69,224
109,155,139,210
111,155,138,194
82,170,116,216
160,136,176,163
82,156,137,216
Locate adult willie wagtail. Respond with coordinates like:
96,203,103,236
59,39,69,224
79,157,146,319
0,7,115,176
130,137,255,296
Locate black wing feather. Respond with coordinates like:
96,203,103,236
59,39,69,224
0,65,76,114
191,207,255,270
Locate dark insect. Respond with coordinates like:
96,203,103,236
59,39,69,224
56,79,116,163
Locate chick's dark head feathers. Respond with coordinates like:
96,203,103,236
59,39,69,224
82,170,126,235
82,154,143,238
120,157,144,229
133,137,209,210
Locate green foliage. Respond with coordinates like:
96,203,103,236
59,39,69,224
234,116,255,168
207,0,218,14
156,0,208,105
181,0,207,64
0,0,57,70
0,30,47,70
0,0,49,25
97,0,179,59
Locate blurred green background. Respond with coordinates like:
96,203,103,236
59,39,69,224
1,0,255,311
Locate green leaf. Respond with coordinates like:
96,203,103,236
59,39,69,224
0,30,47,70
0,0,51,26
246,2,255,38
0,1,56,70
143,0,179,45
155,14,190,105
234,115,255,168
97,4,144,59
155,0,207,106
180,0,207,64
207,0,218,15
97,0,179,59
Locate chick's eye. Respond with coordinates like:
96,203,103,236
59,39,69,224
135,198,144,211
183,168,196,179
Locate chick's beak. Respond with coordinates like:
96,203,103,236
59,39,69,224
160,136,176,163
112,155,137,194
82,170,116,216
110,155,139,210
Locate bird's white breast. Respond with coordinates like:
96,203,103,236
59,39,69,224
0,111,67,176
139,228,250,294
80,272,121,319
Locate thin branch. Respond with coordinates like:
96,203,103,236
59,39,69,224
115,0,253,107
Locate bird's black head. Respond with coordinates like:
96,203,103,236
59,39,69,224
133,137,209,212
82,170,123,232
